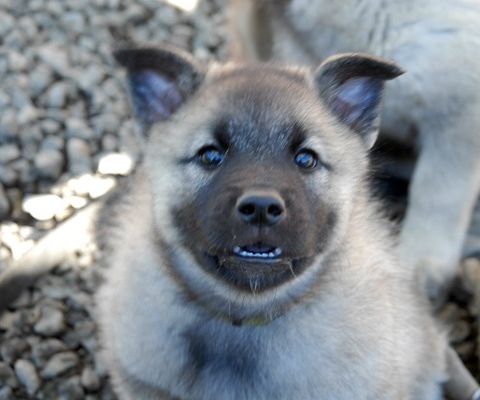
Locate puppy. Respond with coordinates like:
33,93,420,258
229,0,480,300
97,45,447,399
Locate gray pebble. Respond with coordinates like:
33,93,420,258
46,81,69,108
66,118,94,140
1,338,30,367
0,386,13,400
33,305,66,336
34,148,64,180
37,44,70,76
0,362,18,389
58,375,85,400
30,65,54,97
0,11,15,37
41,351,80,379
14,359,40,396
0,166,18,187
67,137,92,175
31,338,68,367
81,366,101,392
7,51,28,72
0,144,20,164
0,183,10,220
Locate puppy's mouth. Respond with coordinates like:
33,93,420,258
198,242,314,292
233,244,282,261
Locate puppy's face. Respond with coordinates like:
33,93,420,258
116,48,402,319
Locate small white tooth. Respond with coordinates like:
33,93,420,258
268,252,275,258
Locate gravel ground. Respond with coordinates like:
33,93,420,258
0,0,479,399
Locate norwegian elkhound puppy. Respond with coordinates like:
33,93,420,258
97,45,448,399
229,0,480,300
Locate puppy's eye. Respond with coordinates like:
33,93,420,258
294,149,318,169
198,146,225,167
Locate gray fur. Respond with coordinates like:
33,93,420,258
97,47,447,399
230,0,480,301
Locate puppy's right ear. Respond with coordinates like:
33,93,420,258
114,46,205,128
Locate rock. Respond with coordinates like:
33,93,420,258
88,176,115,199
0,362,18,388
0,338,30,364
8,51,28,72
0,387,13,400
0,11,15,37
97,152,133,175
41,351,80,379
66,118,94,140
0,166,17,186
31,339,67,367
22,194,69,221
58,375,85,400
40,119,61,136
0,183,10,220
81,367,101,392
37,44,70,76
14,359,40,396
67,138,92,175
33,305,66,336
17,105,39,125
34,148,64,180
46,81,69,108
0,144,20,163
30,64,54,97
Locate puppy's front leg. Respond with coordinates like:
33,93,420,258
398,114,480,302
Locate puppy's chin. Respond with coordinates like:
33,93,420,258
201,253,314,293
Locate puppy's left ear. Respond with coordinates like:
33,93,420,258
114,46,205,130
314,54,403,149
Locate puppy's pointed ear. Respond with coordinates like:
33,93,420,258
314,54,403,149
114,46,205,128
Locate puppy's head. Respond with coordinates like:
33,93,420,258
115,46,402,320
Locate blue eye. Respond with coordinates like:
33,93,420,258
198,146,225,167
294,149,318,169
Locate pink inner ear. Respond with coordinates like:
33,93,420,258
332,77,380,129
130,69,184,124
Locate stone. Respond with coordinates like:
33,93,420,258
81,367,101,392
22,194,69,221
46,81,69,108
30,65,54,97
0,338,30,364
0,387,13,400
58,376,85,400
0,11,15,37
17,105,39,125
97,152,133,175
31,339,68,367
8,51,28,72
0,362,18,388
0,144,20,164
67,138,92,175
37,44,70,76
34,148,64,180
41,351,79,379
33,305,66,336
66,118,94,140
0,183,9,220
14,359,40,396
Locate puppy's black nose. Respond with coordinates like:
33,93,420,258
236,190,286,226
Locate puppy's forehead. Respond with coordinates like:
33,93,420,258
203,65,317,151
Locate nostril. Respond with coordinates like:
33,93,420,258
239,203,256,216
267,204,282,217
